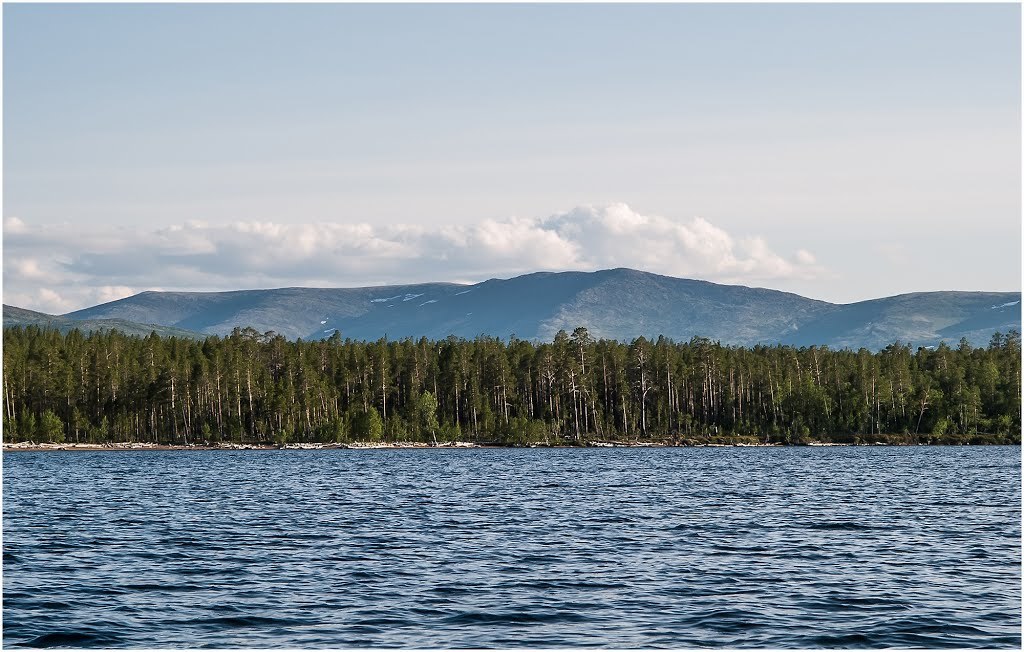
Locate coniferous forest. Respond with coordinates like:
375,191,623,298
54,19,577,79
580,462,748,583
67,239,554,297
3,325,1020,446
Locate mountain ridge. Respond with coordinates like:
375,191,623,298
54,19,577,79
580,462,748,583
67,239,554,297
2,305,204,339
11,268,1020,349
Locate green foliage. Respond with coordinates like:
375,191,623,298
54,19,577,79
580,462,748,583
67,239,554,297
353,407,383,442
273,426,292,446
438,421,462,443
37,410,65,443
505,417,550,445
332,418,347,443
417,391,440,440
90,416,110,443
19,410,37,443
1,325,1020,446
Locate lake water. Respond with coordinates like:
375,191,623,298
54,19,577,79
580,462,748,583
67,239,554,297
3,447,1020,648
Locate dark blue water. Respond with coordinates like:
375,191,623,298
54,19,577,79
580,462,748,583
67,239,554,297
3,447,1020,648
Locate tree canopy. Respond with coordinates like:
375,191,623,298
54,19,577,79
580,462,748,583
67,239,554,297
3,326,1020,446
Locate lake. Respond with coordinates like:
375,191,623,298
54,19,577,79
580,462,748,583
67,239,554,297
3,447,1020,648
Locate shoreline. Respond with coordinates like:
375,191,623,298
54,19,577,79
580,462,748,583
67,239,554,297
2,440,1010,452
3,441,776,452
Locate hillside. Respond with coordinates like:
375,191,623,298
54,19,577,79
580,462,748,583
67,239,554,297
2,305,203,339
47,268,1022,349
780,292,1022,350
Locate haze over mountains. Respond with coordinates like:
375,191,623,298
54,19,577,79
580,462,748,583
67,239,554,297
5,269,1020,350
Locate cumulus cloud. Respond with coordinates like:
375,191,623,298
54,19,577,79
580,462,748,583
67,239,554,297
3,204,824,313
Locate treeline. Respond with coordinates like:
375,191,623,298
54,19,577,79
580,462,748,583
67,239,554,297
2,326,1020,446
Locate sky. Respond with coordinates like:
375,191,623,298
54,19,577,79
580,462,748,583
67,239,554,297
3,3,1021,313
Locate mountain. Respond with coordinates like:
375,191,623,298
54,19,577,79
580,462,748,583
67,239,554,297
2,305,203,339
40,268,1021,349
779,292,1022,350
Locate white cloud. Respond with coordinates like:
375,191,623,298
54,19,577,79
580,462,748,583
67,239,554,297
4,217,28,234
95,286,137,304
13,288,76,314
795,249,817,265
9,258,50,281
539,204,817,282
3,204,823,313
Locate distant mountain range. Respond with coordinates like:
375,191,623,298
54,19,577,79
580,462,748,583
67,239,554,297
2,305,204,340
5,269,1020,350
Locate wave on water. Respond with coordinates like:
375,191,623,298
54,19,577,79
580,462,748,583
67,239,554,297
21,630,125,648
3,446,1020,648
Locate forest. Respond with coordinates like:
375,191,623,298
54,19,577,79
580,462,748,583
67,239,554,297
2,325,1020,446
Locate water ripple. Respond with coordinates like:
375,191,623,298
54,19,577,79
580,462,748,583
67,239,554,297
3,446,1020,648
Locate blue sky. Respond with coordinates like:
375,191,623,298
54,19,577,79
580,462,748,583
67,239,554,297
3,3,1020,312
